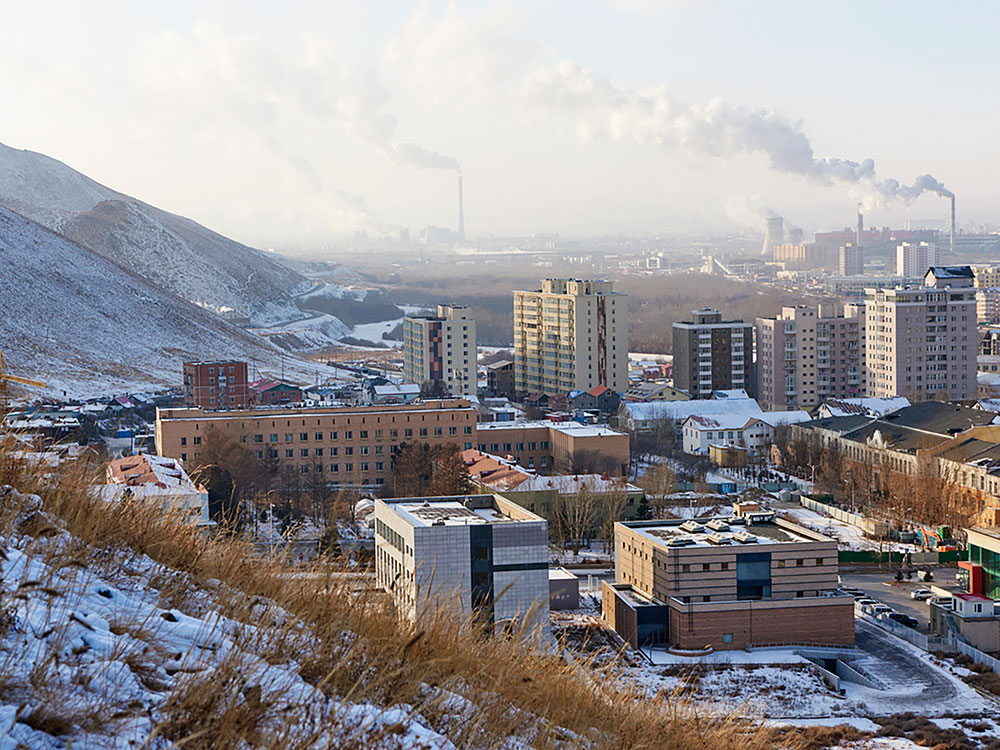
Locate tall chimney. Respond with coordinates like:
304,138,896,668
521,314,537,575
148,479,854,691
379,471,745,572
457,175,465,242
856,206,863,247
950,194,956,255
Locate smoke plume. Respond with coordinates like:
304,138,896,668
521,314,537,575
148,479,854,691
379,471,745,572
523,60,949,211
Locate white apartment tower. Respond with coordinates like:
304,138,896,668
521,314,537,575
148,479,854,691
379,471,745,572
863,267,977,401
896,242,939,278
839,242,864,276
513,279,628,396
756,304,864,411
402,305,477,396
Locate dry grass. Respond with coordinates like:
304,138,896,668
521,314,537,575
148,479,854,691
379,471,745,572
0,434,795,748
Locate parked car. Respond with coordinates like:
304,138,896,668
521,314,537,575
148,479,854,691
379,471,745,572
888,613,919,628
870,604,893,616
910,589,933,601
856,597,876,606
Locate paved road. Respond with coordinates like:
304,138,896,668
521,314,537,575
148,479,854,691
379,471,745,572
848,620,969,713
841,572,937,632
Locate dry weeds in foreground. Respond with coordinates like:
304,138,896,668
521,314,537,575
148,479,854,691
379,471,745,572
0,436,797,748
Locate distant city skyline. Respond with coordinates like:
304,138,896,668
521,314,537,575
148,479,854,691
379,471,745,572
2,1,997,249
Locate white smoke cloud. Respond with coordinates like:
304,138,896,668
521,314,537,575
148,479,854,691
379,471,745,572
521,60,951,212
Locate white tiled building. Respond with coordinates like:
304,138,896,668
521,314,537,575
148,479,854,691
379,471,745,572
681,410,810,456
374,494,550,639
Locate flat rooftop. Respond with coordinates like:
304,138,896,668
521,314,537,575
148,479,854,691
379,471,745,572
476,420,624,437
385,495,537,528
625,517,829,548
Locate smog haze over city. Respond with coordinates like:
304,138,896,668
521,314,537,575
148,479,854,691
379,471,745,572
2,1,995,248
11,3,1000,749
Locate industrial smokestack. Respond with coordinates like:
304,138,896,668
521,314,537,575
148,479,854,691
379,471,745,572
761,216,783,257
856,205,863,248
457,175,465,242
950,195,956,255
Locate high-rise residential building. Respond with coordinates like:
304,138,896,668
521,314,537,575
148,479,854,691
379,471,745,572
972,265,1000,289
755,304,864,411
672,309,754,399
977,288,1000,324
182,361,249,409
863,266,977,401
402,305,477,396
839,241,864,276
896,241,939,278
513,279,628,396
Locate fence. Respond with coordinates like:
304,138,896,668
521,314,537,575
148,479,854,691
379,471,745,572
855,606,943,651
799,496,889,537
949,637,1000,673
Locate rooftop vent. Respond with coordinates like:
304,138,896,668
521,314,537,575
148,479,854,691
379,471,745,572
706,519,730,532
667,536,697,547
680,520,705,533
705,534,733,545
732,531,758,544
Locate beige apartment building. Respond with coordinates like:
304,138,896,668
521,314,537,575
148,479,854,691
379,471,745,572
864,267,977,401
155,400,477,489
977,288,1000,324
896,241,938,278
756,304,864,411
513,279,628,396
402,305,477,396
973,265,1000,288
475,420,630,476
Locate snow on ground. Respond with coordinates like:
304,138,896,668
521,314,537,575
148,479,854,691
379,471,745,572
346,305,425,348
295,282,368,303
780,505,918,553
0,486,506,749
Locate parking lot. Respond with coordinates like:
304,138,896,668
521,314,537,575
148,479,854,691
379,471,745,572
839,570,958,633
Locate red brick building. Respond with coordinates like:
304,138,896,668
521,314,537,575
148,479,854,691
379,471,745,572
182,361,249,409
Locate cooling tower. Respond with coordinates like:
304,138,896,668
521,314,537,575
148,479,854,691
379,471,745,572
761,217,784,257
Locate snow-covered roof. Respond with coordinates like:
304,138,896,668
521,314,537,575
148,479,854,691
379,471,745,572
711,389,751,400
623,398,762,423
373,384,419,396
475,420,625,438
515,474,641,494
819,396,911,418
978,372,1000,387
107,453,201,491
750,410,812,428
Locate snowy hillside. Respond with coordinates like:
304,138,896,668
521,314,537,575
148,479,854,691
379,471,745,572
0,207,321,398
0,142,307,326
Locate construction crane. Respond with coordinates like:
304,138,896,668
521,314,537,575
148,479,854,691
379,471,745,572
0,349,47,417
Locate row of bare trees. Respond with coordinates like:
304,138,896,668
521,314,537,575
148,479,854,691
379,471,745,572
548,480,634,555
776,430,981,530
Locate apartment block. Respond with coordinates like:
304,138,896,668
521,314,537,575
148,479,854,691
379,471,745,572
603,514,853,650
973,265,1000,289
513,279,628,396
864,267,977,401
374,494,550,638
756,304,864,411
839,242,864,276
402,305,477,396
182,361,249,409
155,400,477,489
672,309,754,399
977,288,1000,324
896,241,938,278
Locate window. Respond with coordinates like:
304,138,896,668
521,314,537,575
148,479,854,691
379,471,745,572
330,464,339,473
329,431,338,440
180,437,187,446
345,447,353,456
434,427,443,436
344,431,353,439
300,432,308,441
285,433,294,442
404,428,413,437
254,434,263,443
344,463,353,472
360,446,369,456
315,432,323,441
796,559,804,567
375,461,384,471
315,448,323,456
193,436,201,445
360,430,368,439
419,428,428,437
269,434,278,443
360,462,369,472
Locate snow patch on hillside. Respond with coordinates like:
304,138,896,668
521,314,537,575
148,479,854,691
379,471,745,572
0,486,463,748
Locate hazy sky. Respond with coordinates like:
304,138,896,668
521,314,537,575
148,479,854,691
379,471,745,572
2,1,997,247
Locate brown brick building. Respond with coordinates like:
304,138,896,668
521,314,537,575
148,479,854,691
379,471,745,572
182,361,249,409
602,514,854,650
672,309,754,398
474,420,630,475
155,399,477,489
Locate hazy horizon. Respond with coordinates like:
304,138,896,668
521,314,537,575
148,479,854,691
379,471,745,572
3,1,996,250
